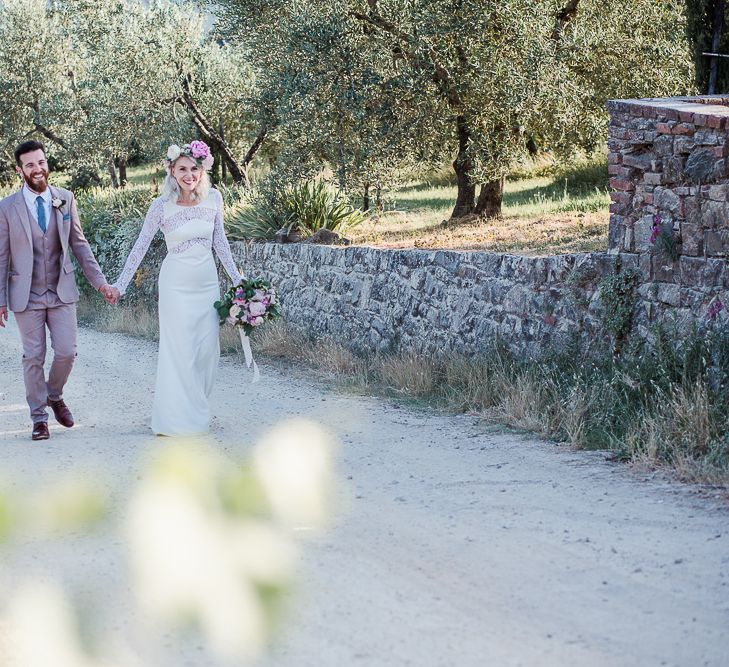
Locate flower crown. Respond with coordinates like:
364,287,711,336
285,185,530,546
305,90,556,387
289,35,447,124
165,141,215,171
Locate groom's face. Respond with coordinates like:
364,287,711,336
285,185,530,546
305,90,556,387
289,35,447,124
16,149,50,193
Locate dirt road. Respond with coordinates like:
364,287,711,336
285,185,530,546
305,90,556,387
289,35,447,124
0,317,727,667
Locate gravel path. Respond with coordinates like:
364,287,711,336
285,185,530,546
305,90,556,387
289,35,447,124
0,316,727,667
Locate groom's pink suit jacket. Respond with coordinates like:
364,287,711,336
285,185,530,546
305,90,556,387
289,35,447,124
0,185,106,312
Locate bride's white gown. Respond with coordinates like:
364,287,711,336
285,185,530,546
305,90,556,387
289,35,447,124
113,189,242,436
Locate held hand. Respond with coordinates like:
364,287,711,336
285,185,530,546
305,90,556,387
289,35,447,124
0,306,7,328
99,284,121,305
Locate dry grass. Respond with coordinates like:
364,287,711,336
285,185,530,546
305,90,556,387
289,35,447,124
627,381,727,486
77,299,159,340
77,301,729,489
351,210,608,255
350,162,610,255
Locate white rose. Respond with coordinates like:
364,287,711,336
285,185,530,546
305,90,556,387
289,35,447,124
248,302,266,317
167,144,182,161
229,304,241,319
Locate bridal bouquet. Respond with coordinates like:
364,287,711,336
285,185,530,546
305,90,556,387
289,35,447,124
215,278,281,334
215,278,281,383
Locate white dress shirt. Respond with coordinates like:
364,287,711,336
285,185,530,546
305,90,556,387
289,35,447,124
22,185,52,227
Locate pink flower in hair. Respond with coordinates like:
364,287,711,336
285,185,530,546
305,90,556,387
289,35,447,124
189,140,210,160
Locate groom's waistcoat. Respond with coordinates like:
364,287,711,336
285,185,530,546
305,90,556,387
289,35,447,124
29,208,61,299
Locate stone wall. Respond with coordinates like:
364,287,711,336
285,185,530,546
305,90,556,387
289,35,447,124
230,243,618,356
607,96,729,335
225,97,729,357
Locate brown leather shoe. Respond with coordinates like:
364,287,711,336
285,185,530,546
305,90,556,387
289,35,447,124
32,422,50,441
47,397,74,428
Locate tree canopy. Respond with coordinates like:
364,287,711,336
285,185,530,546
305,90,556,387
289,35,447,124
0,0,696,218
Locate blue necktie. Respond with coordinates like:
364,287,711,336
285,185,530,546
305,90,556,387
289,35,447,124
36,196,47,233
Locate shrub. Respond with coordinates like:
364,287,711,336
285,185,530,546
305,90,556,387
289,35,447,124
75,187,162,306
227,179,366,241
69,166,103,191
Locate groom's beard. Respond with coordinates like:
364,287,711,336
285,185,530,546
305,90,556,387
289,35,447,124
22,168,49,193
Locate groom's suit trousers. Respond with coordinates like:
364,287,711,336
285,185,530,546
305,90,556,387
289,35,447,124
14,291,77,424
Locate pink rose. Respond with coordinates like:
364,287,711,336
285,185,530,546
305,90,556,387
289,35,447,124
233,298,247,306
251,289,266,302
248,301,266,317
189,140,210,160
201,154,215,170
252,316,264,326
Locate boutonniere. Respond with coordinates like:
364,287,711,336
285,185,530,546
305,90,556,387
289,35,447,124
52,198,66,210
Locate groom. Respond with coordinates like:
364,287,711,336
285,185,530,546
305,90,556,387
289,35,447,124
0,140,119,440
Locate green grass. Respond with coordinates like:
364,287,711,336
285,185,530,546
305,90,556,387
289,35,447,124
351,156,610,254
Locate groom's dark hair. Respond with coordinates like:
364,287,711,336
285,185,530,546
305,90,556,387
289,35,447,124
14,140,46,166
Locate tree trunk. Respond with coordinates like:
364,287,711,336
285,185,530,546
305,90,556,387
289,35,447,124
336,116,347,191
450,115,476,218
118,158,128,187
107,160,119,189
219,119,227,183
474,177,505,218
211,152,221,185
708,0,726,94
241,127,267,188
178,72,246,184
363,182,370,211
376,184,382,211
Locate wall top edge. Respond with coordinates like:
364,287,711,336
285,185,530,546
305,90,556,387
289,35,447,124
607,96,729,126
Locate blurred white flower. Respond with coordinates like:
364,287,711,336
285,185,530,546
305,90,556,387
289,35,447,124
127,443,297,662
1,580,112,667
253,419,336,528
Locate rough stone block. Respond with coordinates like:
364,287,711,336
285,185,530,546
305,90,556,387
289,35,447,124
679,257,705,286
663,156,685,183
707,115,726,129
694,129,719,145
673,136,695,154
673,123,695,135
654,187,681,214
643,172,663,186
705,229,729,256
609,177,634,192
685,148,717,182
653,256,677,283
680,222,703,255
607,151,621,164
653,135,674,156
634,215,653,251
708,184,728,201
703,200,729,228
657,282,681,306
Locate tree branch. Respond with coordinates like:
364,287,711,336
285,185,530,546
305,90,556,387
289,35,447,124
551,0,581,41
177,69,246,185
350,8,462,107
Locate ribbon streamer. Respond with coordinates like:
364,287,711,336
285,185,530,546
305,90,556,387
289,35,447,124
239,328,260,383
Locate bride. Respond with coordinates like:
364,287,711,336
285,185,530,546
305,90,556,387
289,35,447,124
112,141,242,436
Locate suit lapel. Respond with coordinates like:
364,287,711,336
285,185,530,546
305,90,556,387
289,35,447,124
11,189,33,246
50,186,68,254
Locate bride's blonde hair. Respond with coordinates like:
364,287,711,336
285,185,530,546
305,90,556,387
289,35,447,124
161,158,211,203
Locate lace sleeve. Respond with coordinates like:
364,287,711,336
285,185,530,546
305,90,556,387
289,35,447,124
212,190,243,284
112,198,164,295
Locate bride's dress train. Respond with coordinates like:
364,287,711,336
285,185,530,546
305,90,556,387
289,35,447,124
113,189,241,435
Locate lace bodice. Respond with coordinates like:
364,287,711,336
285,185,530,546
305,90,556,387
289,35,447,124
112,190,242,295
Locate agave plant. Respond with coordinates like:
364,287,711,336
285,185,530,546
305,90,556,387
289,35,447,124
226,180,366,241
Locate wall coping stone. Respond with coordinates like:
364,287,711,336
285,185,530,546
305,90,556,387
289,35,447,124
607,96,729,127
